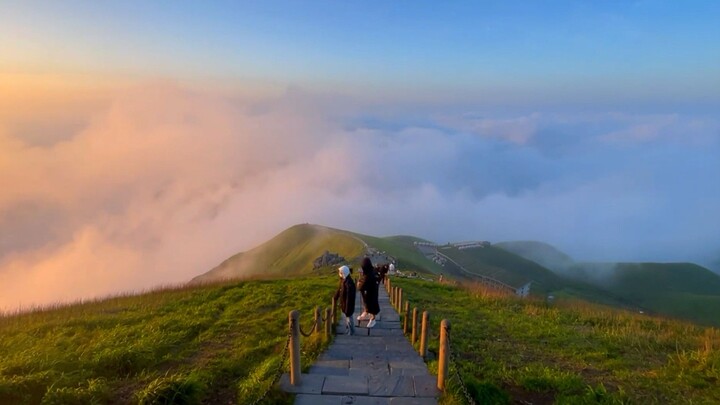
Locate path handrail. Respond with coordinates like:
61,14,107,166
287,298,335,387
289,310,301,385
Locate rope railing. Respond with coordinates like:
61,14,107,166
446,326,477,405
285,298,337,387
248,322,292,405
298,318,317,337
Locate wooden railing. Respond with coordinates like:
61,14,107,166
385,276,452,392
287,299,335,386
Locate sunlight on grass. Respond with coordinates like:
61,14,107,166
395,277,720,404
0,275,337,404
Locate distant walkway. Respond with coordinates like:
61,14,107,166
281,285,438,404
434,251,530,297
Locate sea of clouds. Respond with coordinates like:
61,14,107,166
1,83,719,311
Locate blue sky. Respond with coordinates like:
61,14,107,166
1,1,720,308
2,1,719,103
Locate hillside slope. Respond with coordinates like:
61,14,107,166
568,262,720,325
437,244,564,293
192,224,365,283
0,277,337,404
495,240,575,272
394,277,720,404
354,234,444,274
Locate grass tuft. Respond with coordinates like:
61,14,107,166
135,373,202,405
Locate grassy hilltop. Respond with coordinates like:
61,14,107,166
192,224,365,283
193,224,720,326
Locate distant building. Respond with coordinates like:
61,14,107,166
453,241,490,250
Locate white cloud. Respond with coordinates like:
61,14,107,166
434,112,541,144
1,83,719,311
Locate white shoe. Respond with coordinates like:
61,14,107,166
367,319,376,328
357,312,368,321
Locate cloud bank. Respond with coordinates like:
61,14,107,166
1,83,719,311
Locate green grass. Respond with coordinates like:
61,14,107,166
392,277,720,404
494,241,575,272
0,276,339,404
194,224,365,283
567,262,720,326
4,270,719,404
439,245,563,293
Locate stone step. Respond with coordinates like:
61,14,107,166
294,394,438,405
280,373,440,398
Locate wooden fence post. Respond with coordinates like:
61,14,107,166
438,319,450,391
289,310,300,385
411,307,418,344
314,306,322,335
325,307,332,339
403,301,410,334
331,296,337,326
398,288,403,311
419,311,429,359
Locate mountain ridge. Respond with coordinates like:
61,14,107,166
192,223,720,326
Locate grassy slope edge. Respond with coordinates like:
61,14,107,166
0,276,338,404
393,277,720,404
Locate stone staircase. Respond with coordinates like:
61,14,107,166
280,283,439,404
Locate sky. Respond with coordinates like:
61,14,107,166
1,1,719,310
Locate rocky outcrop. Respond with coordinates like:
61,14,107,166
313,251,345,269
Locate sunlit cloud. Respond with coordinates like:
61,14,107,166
1,80,719,311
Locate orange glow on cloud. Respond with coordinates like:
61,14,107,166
3,74,717,312
0,79,362,311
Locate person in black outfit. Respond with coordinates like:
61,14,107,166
376,264,389,284
357,257,380,328
334,265,356,335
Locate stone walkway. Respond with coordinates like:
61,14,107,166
280,283,439,404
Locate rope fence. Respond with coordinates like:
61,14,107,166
252,299,337,403
248,324,292,405
298,318,317,338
